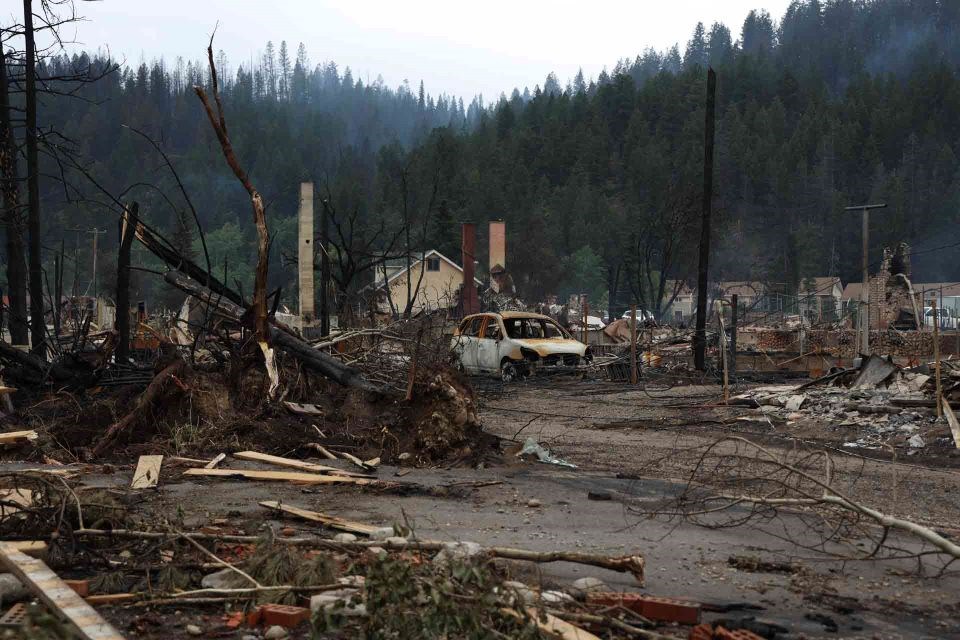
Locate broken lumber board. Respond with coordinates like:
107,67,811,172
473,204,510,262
305,443,338,460
0,430,38,445
204,453,227,469
502,608,600,640
283,401,324,416
942,397,960,449
182,468,374,485
130,455,163,489
232,451,369,477
85,593,139,605
259,501,380,535
0,543,125,640
0,386,17,395
4,540,47,559
338,451,376,472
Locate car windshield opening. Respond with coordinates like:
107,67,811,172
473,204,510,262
503,318,565,339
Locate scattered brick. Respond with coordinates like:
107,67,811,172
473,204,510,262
640,595,701,625
689,623,714,640
259,603,310,628
587,592,701,625
223,612,244,629
715,626,765,640
63,579,89,597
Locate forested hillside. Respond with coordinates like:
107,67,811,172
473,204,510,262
7,0,960,319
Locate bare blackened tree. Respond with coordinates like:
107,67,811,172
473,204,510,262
3,0,118,355
194,34,270,343
22,0,42,353
625,184,699,321
0,53,27,345
318,191,404,317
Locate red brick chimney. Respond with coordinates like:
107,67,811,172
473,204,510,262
461,223,479,315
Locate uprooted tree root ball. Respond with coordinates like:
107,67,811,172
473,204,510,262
9,357,496,466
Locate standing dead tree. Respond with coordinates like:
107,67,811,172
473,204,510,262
318,190,405,318
625,185,699,322
0,52,27,346
193,34,269,345
3,0,118,355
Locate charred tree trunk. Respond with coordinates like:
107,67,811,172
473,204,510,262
23,0,45,355
134,221,241,306
194,41,268,344
115,204,138,364
0,53,28,346
90,359,185,457
162,270,389,395
693,68,716,371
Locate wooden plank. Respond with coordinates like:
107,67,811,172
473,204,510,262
502,608,600,640
259,501,379,535
942,396,960,449
204,453,227,469
85,593,138,605
130,455,163,489
305,443,337,460
4,540,47,559
0,386,17,395
0,544,125,640
183,468,374,485
338,451,376,472
232,451,368,477
0,430,38,445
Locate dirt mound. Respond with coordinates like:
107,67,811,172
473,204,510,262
12,361,497,465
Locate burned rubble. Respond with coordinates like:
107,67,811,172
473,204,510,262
3,5,960,640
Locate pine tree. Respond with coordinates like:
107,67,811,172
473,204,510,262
684,22,708,69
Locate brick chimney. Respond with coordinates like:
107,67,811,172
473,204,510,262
488,221,506,293
461,223,479,315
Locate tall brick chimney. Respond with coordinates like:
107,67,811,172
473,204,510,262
488,221,505,293
298,182,315,320
489,220,506,272
461,223,479,315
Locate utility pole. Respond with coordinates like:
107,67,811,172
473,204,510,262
844,203,886,356
90,227,104,300
67,226,106,300
630,303,638,385
730,293,738,375
694,67,716,371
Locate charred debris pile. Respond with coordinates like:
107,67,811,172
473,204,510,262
730,354,960,453
0,240,487,466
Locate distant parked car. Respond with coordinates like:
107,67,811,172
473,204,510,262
923,306,957,329
451,311,590,381
621,308,654,322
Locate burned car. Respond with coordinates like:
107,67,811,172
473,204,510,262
451,311,590,381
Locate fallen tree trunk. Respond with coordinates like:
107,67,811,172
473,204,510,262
135,222,242,306
74,527,644,584
90,359,185,456
0,340,83,384
163,270,387,395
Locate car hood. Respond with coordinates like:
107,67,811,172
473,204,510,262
511,338,587,357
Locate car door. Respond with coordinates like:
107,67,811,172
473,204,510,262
477,315,505,373
452,316,483,373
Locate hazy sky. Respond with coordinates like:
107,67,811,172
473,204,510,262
16,0,793,99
